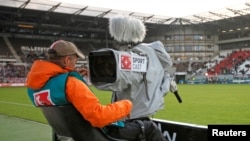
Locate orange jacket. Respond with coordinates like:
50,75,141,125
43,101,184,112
26,60,132,128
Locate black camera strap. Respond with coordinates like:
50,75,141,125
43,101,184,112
135,120,146,141
142,72,150,101
111,92,117,103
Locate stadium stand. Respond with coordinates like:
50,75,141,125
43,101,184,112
0,37,12,59
1,1,250,85
8,38,52,63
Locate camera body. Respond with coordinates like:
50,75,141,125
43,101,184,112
88,41,173,118
89,47,147,92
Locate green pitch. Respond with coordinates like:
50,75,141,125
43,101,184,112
0,84,249,126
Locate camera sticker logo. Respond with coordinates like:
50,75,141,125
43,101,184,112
119,54,147,72
120,54,131,70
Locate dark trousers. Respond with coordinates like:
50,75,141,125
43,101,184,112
106,119,168,141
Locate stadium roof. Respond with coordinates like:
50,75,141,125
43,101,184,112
1,0,250,25
1,0,250,40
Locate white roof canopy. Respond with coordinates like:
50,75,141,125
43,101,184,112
1,0,250,25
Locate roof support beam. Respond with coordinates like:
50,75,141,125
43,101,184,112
17,0,30,17
158,18,172,24
193,15,214,22
19,0,30,9
209,11,230,18
73,6,88,15
45,3,61,19
70,6,88,22
97,9,112,17
226,8,245,16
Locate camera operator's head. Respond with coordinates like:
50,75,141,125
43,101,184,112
47,40,85,70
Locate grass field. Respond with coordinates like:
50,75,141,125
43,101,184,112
0,84,249,126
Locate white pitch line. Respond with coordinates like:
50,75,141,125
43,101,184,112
0,100,33,107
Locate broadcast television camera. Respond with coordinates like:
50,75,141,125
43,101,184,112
88,41,176,118
88,15,179,118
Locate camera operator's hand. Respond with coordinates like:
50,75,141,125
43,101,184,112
76,68,89,77
170,80,178,93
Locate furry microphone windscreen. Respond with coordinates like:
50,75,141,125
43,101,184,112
109,15,146,43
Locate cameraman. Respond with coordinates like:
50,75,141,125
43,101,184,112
26,40,132,128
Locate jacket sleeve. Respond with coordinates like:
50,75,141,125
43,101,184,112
66,77,132,128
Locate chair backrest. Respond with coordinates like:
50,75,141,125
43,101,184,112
40,105,127,141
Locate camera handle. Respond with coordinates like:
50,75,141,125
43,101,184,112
173,91,182,103
171,73,182,103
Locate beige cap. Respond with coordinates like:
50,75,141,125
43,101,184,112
48,40,85,59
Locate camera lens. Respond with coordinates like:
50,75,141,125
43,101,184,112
92,56,116,77
89,50,117,83
104,57,116,77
